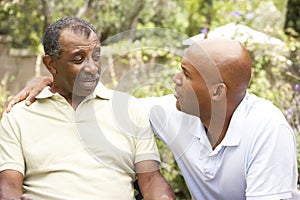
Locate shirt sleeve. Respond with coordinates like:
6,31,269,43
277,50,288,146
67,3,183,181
0,114,25,175
139,94,176,115
245,123,298,200
127,96,161,164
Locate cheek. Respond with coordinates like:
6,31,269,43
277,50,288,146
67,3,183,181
189,84,209,104
64,65,82,77
57,67,79,84
185,81,199,99
183,83,200,107
97,65,101,74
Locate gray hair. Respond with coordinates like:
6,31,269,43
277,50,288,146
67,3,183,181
43,17,97,59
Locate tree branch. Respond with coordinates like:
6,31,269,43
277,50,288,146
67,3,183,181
76,0,91,18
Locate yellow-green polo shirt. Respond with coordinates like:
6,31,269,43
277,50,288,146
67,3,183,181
0,83,160,200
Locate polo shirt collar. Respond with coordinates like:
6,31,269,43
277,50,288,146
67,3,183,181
94,82,113,100
35,82,113,100
219,94,250,147
36,86,55,99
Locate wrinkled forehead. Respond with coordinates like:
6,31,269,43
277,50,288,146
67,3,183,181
57,30,100,56
60,28,100,44
61,26,96,40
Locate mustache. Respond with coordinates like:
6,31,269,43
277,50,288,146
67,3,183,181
76,72,100,81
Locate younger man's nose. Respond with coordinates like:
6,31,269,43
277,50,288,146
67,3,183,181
172,71,183,85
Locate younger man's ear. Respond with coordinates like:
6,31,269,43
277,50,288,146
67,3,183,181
43,55,57,75
211,83,227,101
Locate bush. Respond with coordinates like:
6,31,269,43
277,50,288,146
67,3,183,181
0,85,9,117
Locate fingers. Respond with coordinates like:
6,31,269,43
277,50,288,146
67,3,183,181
5,76,53,113
25,88,41,106
158,195,174,200
20,194,32,200
6,194,32,200
22,76,53,105
5,89,31,113
5,95,16,113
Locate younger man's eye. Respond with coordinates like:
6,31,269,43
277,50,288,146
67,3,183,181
182,70,188,78
184,71,188,77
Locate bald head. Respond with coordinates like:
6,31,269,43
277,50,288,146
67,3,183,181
185,38,252,93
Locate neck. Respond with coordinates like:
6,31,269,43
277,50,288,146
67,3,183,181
204,121,228,150
203,104,241,149
203,91,245,149
50,87,85,110
201,104,230,150
66,96,85,110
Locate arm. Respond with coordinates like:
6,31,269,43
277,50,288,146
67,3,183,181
6,76,53,113
0,170,24,199
136,161,175,200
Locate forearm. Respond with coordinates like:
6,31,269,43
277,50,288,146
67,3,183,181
0,170,23,200
138,170,175,200
0,185,22,199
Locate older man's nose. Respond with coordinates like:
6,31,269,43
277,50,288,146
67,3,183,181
84,64,98,74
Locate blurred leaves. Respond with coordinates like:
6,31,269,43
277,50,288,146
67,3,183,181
285,0,300,38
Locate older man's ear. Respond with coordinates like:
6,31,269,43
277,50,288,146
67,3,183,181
43,55,57,75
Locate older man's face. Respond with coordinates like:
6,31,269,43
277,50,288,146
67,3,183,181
54,29,101,98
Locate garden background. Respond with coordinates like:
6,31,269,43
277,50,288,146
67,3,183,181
0,0,299,199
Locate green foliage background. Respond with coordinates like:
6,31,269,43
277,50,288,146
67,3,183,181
0,0,300,199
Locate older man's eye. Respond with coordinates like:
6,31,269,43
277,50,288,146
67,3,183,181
92,53,100,62
92,48,101,61
73,55,84,63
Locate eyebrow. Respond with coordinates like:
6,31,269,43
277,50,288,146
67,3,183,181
70,46,101,56
70,49,85,55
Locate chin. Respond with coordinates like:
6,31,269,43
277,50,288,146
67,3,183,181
176,102,200,117
73,86,97,97
175,100,182,111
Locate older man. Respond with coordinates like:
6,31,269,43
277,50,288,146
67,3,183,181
0,17,174,200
